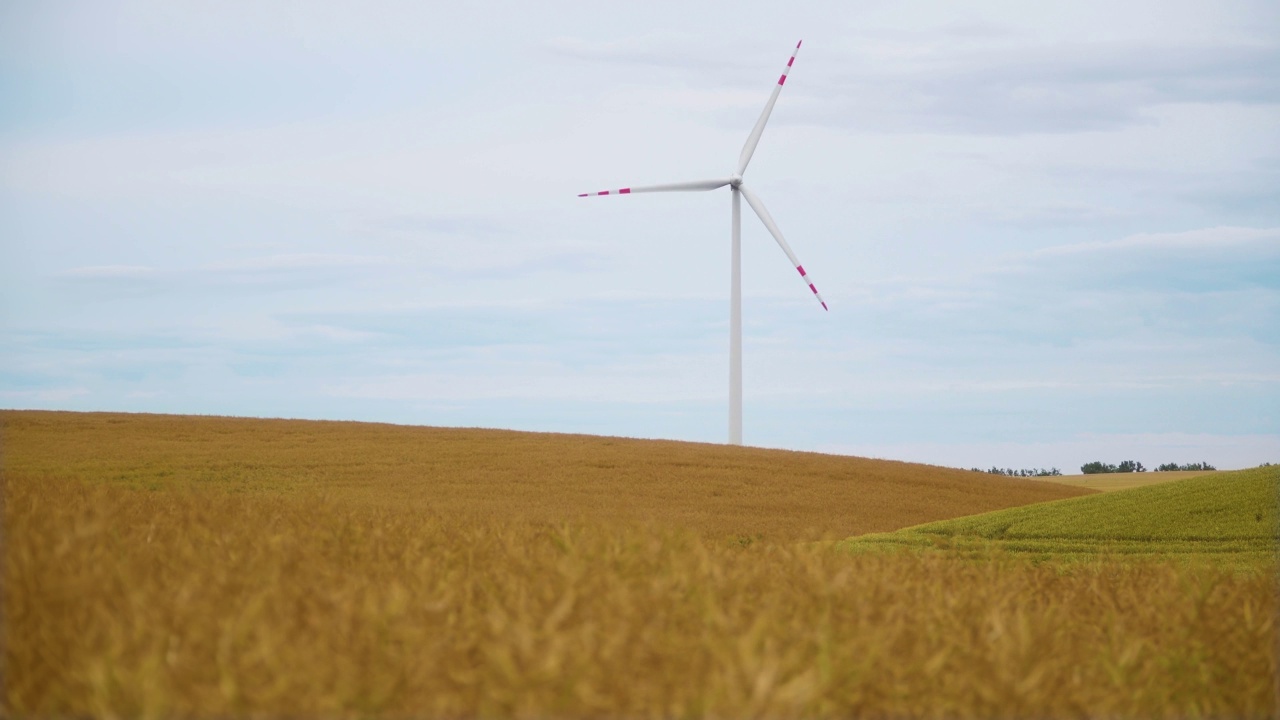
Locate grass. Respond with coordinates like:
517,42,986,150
4,410,1277,718
844,466,1280,559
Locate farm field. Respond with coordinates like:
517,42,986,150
843,466,1279,560
1041,469,1220,492
4,410,1276,718
1,410,1090,542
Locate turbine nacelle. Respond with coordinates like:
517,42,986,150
729,174,743,188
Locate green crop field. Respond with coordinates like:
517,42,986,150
843,466,1280,559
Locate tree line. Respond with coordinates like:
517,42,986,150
1079,461,1217,474
970,467,1063,477
969,461,1224,476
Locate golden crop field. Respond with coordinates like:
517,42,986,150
4,410,1277,719
0,410,1090,542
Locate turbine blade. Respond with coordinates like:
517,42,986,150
577,178,732,197
739,183,827,311
736,40,801,177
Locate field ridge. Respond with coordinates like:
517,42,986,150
1,409,1092,542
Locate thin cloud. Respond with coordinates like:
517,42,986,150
0,386,91,403
209,254,393,271
545,33,742,73
810,39,1280,135
1019,226,1280,292
779,225,1280,353
1037,226,1280,256
58,264,158,279
56,253,394,292
369,214,509,238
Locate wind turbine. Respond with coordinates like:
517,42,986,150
578,40,826,446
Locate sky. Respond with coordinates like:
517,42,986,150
2,0,1278,472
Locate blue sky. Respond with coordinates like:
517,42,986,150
2,1,1277,471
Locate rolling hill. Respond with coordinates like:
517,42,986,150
1,410,1091,542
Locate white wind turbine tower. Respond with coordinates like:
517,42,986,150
578,40,826,446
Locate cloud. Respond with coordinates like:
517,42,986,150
54,253,394,295
1040,226,1279,255
0,386,91,403
58,265,158,279
324,355,725,405
209,254,392,271
1013,226,1280,292
369,214,509,238
810,39,1280,135
549,28,1279,142
284,298,724,351
986,203,1142,228
546,33,739,72
739,225,1280,400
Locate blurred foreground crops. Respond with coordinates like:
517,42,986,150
9,477,1277,718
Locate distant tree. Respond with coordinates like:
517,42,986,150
1116,460,1145,473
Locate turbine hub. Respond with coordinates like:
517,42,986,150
730,174,743,188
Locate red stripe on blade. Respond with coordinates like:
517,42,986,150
797,40,803,48
821,301,828,311
778,75,787,85
577,193,588,197
797,265,807,276
809,284,817,293
620,188,631,194
787,57,794,67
